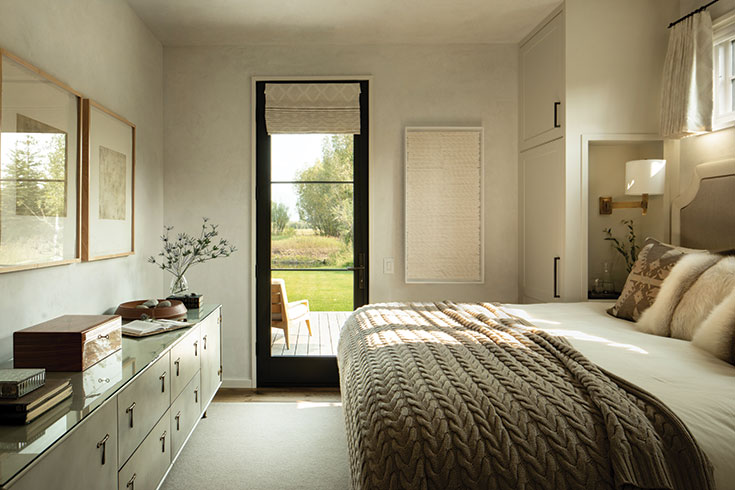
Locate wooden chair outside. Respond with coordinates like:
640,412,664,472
271,278,312,349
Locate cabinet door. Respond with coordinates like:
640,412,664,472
170,326,200,400
200,308,221,409
8,401,117,490
521,138,564,302
520,12,563,150
118,410,170,490
117,352,170,466
170,372,201,459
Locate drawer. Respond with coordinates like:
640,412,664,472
170,326,200,400
200,308,222,408
8,401,117,490
170,372,201,459
117,352,171,466
118,410,171,490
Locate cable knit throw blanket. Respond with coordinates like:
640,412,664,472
337,302,713,490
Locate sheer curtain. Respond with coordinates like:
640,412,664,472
660,11,714,139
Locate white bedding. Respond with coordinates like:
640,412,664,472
506,301,735,490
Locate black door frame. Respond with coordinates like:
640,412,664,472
255,79,369,387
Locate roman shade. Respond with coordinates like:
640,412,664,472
265,83,361,134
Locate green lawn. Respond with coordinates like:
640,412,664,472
272,270,353,311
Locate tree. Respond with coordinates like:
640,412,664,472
271,202,289,234
294,135,353,239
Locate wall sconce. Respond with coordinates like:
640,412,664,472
599,159,666,215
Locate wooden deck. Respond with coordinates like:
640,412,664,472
271,311,350,357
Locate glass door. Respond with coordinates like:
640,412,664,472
255,80,369,386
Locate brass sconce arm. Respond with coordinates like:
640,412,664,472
599,194,649,215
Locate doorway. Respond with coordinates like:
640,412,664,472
255,80,369,386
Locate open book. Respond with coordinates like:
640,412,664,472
122,319,191,337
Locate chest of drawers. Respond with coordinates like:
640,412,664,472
0,305,223,490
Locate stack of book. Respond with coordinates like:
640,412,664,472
0,369,72,425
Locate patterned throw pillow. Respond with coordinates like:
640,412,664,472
607,238,693,322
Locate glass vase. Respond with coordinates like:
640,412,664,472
169,274,189,296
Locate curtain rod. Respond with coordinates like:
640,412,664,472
668,0,720,28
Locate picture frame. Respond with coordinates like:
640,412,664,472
0,49,82,273
82,99,135,261
404,126,484,284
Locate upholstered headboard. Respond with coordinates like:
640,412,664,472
672,158,735,251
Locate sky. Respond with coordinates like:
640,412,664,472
271,134,327,221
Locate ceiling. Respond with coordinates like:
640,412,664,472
125,0,561,46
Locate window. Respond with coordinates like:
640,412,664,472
714,12,735,128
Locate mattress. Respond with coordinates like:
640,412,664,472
506,301,735,490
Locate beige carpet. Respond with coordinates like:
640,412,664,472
160,402,350,489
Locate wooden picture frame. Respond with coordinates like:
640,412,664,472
82,99,135,261
0,49,82,273
404,126,484,284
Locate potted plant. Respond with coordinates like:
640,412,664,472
148,218,237,295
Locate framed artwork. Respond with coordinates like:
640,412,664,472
0,49,82,273
82,99,135,261
404,127,484,283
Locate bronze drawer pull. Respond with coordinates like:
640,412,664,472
175,411,181,430
160,371,167,392
97,334,110,340
203,335,207,350
193,340,198,356
126,402,136,428
174,358,181,376
194,388,198,403
160,430,167,452
97,434,110,465
127,473,136,489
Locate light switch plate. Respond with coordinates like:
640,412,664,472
383,257,394,274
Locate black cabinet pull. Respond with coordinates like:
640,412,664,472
553,102,561,128
126,402,136,428
203,335,207,350
96,434,110,465
127,473,136,489
160,430,167,452
175,411,181,430
174,358,181,376
160,372,166,392
553,257,561,298
194,340,198,357
194,388,198,403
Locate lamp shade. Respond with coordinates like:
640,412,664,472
625,159,666,196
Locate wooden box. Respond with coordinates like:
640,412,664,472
14,315,122,372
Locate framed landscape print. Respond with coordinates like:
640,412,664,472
82,99,135,261
0,49,82,273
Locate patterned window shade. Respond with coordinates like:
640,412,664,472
265,83,361,134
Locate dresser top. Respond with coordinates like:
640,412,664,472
0,304,220,486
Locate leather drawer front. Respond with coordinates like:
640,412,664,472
118,410,171,490
170,326,201,400
117,353,171,467
170,371,201,459
8,401,117,490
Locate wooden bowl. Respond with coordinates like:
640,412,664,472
115,299,188,321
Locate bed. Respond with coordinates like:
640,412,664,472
338,158,735,490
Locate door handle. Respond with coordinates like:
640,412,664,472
553,102,561,128
553,257,561,298
347,253,366,290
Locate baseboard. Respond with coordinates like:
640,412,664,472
221,377,253,388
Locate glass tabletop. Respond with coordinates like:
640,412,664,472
0,304,219,486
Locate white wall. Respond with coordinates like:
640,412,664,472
563,0,679,300
0,0,164,359
163,44,519,386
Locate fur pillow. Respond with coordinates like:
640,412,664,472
636,254,735,364
692,288,735,364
